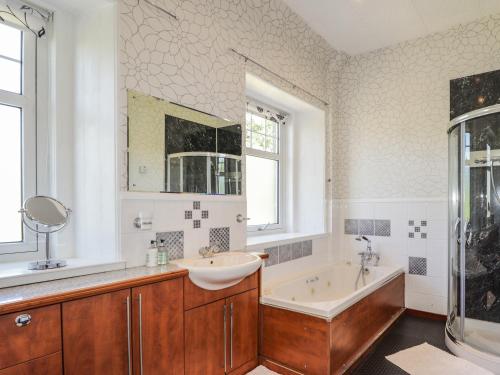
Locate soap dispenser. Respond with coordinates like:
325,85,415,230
146,240,158,267
157,239,168,265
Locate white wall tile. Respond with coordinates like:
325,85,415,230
427,201,447,221
121,200,154,234
427,220,448,240
407,238,426,258
406,290,447,315
121,231,155,267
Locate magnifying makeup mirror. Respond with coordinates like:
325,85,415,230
19,196,71,270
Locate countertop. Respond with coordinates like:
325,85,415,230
0,252,268,315
0,264,188,314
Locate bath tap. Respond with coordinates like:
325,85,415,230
355,235,380,267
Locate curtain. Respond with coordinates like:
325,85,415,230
0,0,51,37
246,97,290,126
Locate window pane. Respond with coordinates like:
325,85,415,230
265,137,278,153
0,57,21,93
266,120,278,138
0,104,22,243
246,155,278,226
251,133,266,151
0,23,22,60
251,115,265,134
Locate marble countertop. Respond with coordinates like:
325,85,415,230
0,264,188,314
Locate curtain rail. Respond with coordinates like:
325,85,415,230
229,48,329,107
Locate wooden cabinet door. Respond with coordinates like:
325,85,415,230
62,289,131,375
227,289,258,373
132,278,184,375
185,299,226,375
0,352,62,375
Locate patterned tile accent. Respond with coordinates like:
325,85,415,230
302,240,313,257
193,220,201,229
279,244,292,263
359,219,374,236
184,210,192,219
202,210,209,219
409,257,427,276
346,219,392,237
156,231,184,260
193,201,200,210
409,219,427,239
209,227,230,252
374,220,391,237
291,242,302,260
344,219,359,235
264,246,279,267
263,240,313,267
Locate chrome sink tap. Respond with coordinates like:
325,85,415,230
198,245,221,258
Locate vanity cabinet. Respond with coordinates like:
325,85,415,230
184,273,259,375
0,305,62,374
131,278,184,375
62,289,131,375
62,278,184,375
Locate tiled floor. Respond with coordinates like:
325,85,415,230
351,314,447,374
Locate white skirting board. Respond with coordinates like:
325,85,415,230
386,342,494,375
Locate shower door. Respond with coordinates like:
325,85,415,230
448,109,500,357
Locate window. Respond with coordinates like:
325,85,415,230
0,22,37,253
245,102,287,232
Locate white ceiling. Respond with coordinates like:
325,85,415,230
283,0,500,55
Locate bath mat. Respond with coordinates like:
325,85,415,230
386,342,493,375
246,365,280,375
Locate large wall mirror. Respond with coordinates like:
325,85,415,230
127,90,242,195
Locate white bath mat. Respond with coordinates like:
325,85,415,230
386,342,493,375
246,365,280,375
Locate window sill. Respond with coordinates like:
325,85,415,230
246,232,328,251
0,258,126,288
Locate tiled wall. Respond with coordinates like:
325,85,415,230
121,198,245,267
333,199,448,315
263,240,313,267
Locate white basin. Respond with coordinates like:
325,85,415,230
171,252,262,290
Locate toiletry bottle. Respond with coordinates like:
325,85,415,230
157,239,168,265
146,240,158,267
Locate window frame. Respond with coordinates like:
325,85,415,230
0,21,39,255
245,110,286,234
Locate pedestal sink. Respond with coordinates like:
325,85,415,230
171,252,262,290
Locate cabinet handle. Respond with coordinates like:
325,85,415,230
223,304,227,373
126,296,132,375
230,302,233,369
15,313,31,327
139,293,144,375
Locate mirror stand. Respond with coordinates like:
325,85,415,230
28,233,67,270
19,196,71,271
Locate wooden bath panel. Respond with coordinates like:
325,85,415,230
259,273,405,375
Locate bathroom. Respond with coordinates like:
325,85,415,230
0,0,499,374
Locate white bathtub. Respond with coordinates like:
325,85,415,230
261,263,404,320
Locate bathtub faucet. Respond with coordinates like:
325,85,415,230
355,235,380,266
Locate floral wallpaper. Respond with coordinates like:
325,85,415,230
331,14,500,199
119,0,339,193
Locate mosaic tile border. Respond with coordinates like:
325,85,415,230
264,240,313,267
344,219,391,237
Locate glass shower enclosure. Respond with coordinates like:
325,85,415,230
447,104,500,372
